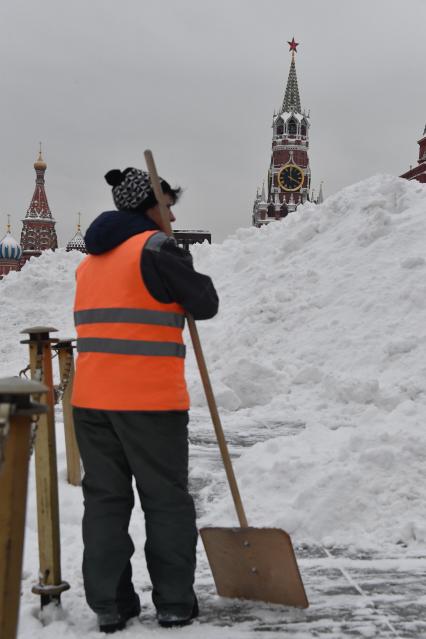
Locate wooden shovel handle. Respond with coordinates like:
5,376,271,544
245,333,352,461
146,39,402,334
144,150,173,236
144,150,248,528
185,314,248,528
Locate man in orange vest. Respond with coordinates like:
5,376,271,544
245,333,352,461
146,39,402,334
72,167,218,633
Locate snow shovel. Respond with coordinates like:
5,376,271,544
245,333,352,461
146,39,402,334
144,150,309,609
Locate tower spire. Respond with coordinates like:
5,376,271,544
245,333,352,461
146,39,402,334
281,38,301,114
25,146,52,219
6,214,10,233
20,147,58,258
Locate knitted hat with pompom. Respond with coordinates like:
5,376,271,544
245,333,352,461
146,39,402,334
105,167,162,210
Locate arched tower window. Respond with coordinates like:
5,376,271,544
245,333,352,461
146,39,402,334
287,117,297,135
275,118,284,136
301,119,307,137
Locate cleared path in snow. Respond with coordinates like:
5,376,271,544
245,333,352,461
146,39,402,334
15,408,426,639
187,410,426,639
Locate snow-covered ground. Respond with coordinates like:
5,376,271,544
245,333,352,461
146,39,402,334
1,174,426,637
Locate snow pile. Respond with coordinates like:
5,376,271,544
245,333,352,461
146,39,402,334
1,174,426,552
189,175,426,413
0,249,81,375
189,174,426,550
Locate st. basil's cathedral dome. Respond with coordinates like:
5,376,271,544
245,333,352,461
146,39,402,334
66,228,86,253
0,218,23,278
0,228,22,260
66,213,87,253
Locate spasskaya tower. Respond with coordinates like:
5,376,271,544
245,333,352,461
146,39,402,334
253,38,312,227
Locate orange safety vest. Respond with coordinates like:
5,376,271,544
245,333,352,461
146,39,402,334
71,230,189,411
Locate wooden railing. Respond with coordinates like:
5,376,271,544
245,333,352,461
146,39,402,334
0,326,82,637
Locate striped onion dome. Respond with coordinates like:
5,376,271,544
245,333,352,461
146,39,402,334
66,229,86,253
0,231,22,260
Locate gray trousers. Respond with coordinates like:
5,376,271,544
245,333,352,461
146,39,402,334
73,408,197,616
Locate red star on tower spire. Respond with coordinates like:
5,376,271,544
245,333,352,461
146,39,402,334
287,37,299,53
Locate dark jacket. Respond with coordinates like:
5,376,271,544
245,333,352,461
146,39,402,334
84,210,219,320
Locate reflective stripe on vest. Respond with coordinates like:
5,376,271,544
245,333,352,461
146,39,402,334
77,337,186,357
74,307,185,328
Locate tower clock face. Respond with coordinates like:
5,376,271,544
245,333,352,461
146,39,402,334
278,163,304,192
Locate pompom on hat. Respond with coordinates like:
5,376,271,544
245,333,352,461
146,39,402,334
105,167,164,210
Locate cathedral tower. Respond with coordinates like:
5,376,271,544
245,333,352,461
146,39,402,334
20,146,58,262
253,38,311,227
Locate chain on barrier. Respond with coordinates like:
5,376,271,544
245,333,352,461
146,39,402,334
51,350,74,404
26,345,42,457
13,346,74,460
19,345,74,403
19,345,48,458
0,346,73,470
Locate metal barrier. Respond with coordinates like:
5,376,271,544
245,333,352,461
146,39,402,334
0,377,47,639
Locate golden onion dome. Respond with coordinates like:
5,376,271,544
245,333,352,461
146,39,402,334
34,149,47,170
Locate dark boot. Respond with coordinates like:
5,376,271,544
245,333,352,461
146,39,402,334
157,597,199,628
98,598,141,633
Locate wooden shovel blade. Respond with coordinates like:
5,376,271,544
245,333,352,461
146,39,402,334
200,526,309,608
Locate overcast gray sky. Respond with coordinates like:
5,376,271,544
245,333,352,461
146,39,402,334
1,0,425,245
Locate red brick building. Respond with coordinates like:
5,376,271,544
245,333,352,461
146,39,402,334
400,124,426,184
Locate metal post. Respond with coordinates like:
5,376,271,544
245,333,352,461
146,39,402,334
0,377,47,639
52,340,81,486
20,327,70,606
